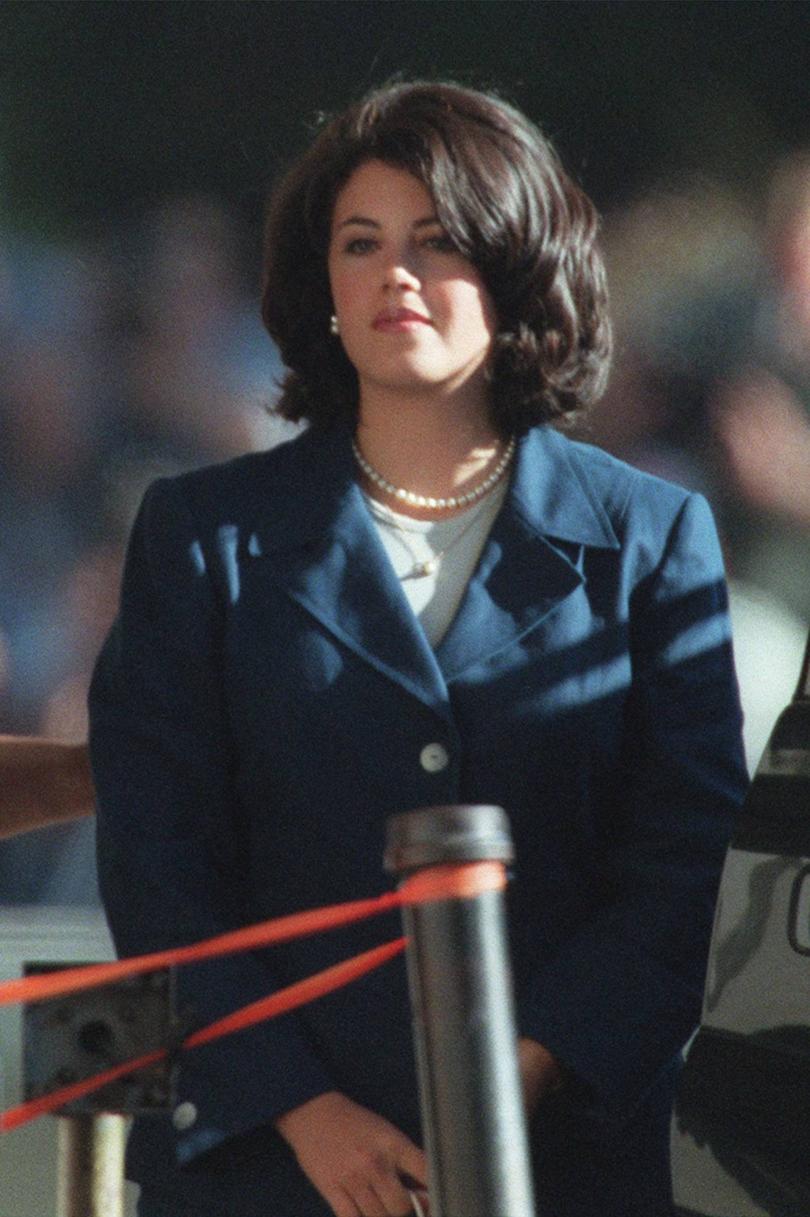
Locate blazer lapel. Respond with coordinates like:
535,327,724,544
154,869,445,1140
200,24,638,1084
436,427,621,681
246,425,452,720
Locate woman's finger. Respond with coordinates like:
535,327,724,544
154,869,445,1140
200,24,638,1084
366,1168,414,1216
331,1185,362,1217
395,1141,428,1189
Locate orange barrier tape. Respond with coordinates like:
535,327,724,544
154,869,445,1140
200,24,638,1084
0,938,406,1133
0,861,506,1133
0,861,505,1010
0,1050,165,1133
398,861,506,903
184,936,406,1049
0,891,398,1009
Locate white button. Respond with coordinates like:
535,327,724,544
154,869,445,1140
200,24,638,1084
420,743,449,773
172,1101,198,1131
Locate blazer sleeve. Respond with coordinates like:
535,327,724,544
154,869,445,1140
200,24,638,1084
519,489,748,1128
89,478,333,1166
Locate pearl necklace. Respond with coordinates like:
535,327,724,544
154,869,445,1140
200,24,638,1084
352,435,516,512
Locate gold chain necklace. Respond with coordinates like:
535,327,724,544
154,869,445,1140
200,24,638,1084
365,491,496,580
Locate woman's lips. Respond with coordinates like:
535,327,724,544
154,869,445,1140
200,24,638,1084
372,309,432,332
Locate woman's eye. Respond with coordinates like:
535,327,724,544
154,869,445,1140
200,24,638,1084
423,234,457,252
344,237,377,255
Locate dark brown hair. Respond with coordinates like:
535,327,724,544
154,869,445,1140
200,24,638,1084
261,80,612,436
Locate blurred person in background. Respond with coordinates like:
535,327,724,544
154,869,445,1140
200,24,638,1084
590,161,810,770
709,152,810,770
90,81,747,1217
0,238,113,734
0,233,114,902
587,182,760,502
0,197,286,904
710,151,810,616
120,195,290,469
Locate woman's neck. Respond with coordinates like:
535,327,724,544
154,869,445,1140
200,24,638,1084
355,385,505,519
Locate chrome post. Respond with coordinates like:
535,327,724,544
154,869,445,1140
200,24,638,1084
56,1112,126,1217
385,803,535,1217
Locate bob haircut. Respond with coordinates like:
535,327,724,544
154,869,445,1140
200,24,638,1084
262,80,612,436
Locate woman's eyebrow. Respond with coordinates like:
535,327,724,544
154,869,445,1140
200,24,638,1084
335,214,441,231
336,215,380,230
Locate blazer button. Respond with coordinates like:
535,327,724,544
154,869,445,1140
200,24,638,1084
420,743,449,773
172,1101,198,1131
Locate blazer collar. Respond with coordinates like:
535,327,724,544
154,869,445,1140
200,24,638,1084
247,422,620,696
247,423,452,718
434,427,619,679
507,425,620,551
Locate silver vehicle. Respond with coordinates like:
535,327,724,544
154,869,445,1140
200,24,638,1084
673,635,810,1217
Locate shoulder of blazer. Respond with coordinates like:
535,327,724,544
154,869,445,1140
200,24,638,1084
514,426,698,553
555,431,693,517
167,425,319,501
148,424,352,536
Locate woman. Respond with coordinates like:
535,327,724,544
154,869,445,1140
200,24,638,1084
90,81,748,1217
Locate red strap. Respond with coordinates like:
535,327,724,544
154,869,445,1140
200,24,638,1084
0,937,406,1133
0,1050,166,1132
0,891,400,1008
0,861,507,1132
398,861,506,903
0,861,505,1009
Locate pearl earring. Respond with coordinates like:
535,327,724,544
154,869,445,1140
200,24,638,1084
329,314,339,336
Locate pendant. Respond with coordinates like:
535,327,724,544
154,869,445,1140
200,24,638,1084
408,558,439,579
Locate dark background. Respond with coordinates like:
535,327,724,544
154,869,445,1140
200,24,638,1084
3,0,810,236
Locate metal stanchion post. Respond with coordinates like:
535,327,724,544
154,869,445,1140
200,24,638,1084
23,967,173,1217
796,629,810,699
385,804,535,1217
56,1113,126,1217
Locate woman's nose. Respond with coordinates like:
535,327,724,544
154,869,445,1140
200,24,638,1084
383,258,421,291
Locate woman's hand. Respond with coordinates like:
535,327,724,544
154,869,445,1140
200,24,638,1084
275,1090,428,1217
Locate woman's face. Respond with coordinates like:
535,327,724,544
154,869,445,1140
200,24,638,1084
328,160,497,407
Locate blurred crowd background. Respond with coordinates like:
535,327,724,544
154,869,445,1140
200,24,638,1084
1,0,809,903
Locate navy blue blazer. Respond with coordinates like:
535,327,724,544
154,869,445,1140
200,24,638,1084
90,422,748,1216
